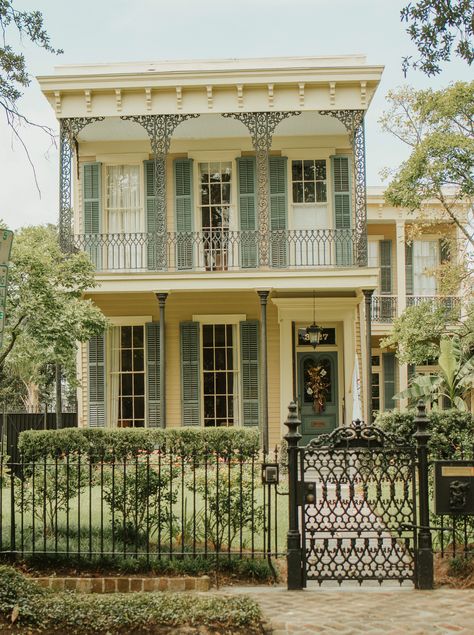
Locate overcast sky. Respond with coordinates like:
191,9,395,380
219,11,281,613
0,0,471,230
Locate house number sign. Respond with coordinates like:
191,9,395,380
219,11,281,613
298,327,336,346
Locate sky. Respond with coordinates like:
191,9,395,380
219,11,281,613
0,0,471,230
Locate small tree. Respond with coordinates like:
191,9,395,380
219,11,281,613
0,225,107,407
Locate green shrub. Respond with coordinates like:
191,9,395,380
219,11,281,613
375,409,474,459
18,427,260,462
0,565,263,633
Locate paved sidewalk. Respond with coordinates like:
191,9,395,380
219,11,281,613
218,585,474,634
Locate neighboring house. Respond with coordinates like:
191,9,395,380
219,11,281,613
37,56,460,447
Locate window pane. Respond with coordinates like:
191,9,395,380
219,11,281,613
134,374,144,395
121,373,132,395
215,396,227,417
226,325,232,342
215,348,226,369
121,327,132,348
132,326,143,348
304,182,315,203
293,182,303,203
121,349,132,372
226,347,233,367
200,164,209,182
203,325,213,347
215,372,226,394
316,181,327,202
214,325,225,346
203,372,214,394
203,347,214,370
201,184,209,205
221,163,232,181
315,160,326,180
222,183,231,204
210,183,221,204
210,163,220,181
133,350,144,372
122,397,133,419
204,396,215,418
134,397,144,419
303,160,314,180
292,161,302,181
201,207,210,228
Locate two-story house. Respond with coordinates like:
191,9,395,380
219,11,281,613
38,56,458,446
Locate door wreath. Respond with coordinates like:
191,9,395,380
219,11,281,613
305,364,330,413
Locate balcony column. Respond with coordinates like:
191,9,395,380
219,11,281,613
156,292,168,428
396,220,408,407
59,117,104,252
223,112,301,267
362,289,374,423
121,115,198,270
257,290,270,451
319,110,367,266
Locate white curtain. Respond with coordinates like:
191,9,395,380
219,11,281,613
413,240,438,296
107,327,120,428
106,165,143,269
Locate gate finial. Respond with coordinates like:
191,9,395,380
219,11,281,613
284,401,301,442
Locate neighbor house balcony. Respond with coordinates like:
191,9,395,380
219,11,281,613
74,228,359,272
371,294,460,323
371,295,397,322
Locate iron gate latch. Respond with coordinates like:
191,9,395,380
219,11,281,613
297,481,316,506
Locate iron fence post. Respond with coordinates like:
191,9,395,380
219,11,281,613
284,401,303,590
414,399,433,589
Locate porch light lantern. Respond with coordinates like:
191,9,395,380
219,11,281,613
306,291,323,349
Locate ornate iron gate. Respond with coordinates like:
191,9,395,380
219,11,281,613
284,402,434,589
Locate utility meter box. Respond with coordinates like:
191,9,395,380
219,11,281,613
434,461,474,516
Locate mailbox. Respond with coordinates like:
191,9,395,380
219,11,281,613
297,481,317,506
261,463,279,485
434,461,474,516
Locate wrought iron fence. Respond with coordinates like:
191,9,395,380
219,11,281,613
371,295,398,322
73,229,359,272
0,447,285,565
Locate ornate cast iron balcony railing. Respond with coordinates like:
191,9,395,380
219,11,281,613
406,295,461,313
371,295,398,322
73,229,359,272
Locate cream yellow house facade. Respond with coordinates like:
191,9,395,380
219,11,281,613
38,56,459,448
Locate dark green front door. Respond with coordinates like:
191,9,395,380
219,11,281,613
298,352,338,445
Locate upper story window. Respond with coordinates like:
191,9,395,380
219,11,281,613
412,240,438,296
106,165,142,233
291,160,327,204
199,162,232,270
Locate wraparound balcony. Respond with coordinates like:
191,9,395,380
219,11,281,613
74,229,360,272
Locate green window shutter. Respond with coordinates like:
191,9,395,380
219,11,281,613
144,160,157,270
83,162,101,268
269,156,288,268
88,333,105,427
405,243,414,296
331,156,352,265
180,321,200,426
439,238,450,263
237,157,258,268
240,320,259,427
146,322,161,428
382,352,396,411
379,240,392,295
174,159,194,270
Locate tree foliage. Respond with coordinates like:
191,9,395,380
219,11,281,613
401,0,474,75
0,225,107,407
0,0,62,182
381,82,474,252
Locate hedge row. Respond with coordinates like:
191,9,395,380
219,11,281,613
18,427,260,462
0,565,263,634
375,409,474,460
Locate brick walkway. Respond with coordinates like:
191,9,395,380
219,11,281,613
218,585,474,634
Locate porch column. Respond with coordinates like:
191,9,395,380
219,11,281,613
59,117,104,252
121,114,198,270
258,290,270,451
319,110,367,266
396,220,408,408
156,292,168,428
223,112,300,267
363,289,374,423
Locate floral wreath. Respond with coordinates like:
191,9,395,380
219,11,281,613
305,364,330,412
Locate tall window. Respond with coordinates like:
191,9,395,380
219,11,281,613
106,165,142,233
291,160,327,203
413,240,438,296
202,324,236,427
109,326,145,427
199,162,232,270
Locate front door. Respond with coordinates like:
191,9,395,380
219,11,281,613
298,352,338,444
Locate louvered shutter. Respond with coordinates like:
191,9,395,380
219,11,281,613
379,240,392,294
331,156,352,266
88,333,105,427
144,160,157,270
240,320,259,427
237,157,257,268
146,322,161,428
439,238,451,263
405,243,414,297
83,163,101,268
383,352,396,411
269,156,288,268
180,321,200,426
174,159,194,270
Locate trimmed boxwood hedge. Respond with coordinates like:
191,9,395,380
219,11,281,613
18,427,260,462
0,565,264,634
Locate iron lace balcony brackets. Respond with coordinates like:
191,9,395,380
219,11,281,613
120,114,199,270
59,117,105,252
319,110,367,267
223,112,301,267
